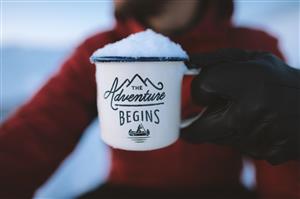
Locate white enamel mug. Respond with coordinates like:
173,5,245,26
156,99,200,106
91,56,203,151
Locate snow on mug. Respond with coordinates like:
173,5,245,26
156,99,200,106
90,29,204,151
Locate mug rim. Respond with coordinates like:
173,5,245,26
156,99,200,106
90,56,188,63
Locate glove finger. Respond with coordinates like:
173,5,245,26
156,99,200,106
180,102,236,143
190,58,269,105
190,69,231,106
186,48,256,69
238,117,299,165
182,68,237,143
263,117,300,164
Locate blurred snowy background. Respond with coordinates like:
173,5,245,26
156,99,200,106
1,0,299,198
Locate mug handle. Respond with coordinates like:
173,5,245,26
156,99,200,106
180,107,207,128
180,67,207,129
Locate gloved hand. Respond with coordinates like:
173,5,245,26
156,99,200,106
182,49,300,165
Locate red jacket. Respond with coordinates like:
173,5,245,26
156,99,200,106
1,2,299,198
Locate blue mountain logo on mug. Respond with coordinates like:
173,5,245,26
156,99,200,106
104,74,166,126
104,74,165,110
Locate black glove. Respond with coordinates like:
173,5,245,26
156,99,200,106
181,49,300,165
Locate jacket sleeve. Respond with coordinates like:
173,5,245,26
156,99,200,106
254,160,300,199
0,40,98,198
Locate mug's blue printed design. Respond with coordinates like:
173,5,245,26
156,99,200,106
104,74,165,111
128,123,150,143
103,74,166,143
